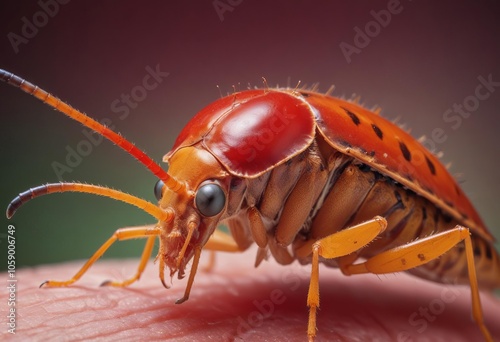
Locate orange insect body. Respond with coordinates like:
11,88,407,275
2,69,498,341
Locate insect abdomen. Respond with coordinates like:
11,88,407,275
225,140,500,289
306,157,500,289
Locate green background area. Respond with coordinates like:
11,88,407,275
1,1,499,272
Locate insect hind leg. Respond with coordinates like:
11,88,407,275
341,226,493,342
42,225,160,288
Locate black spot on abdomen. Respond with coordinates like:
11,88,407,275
341,107,361,126
371,124,383,140
425,155,436,175
399,141,412,162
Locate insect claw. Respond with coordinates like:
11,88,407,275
161,277,170,289
175,295,189,305
100,280,112,287
177,268,186,279
39,280,49,288
254,247,268,267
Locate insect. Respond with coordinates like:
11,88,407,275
2,69,499,341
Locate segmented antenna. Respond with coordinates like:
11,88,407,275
0,69,184,193
6,183,173,221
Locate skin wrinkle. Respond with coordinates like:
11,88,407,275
3,247,500,342
366,312,396,340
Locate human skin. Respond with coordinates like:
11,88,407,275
2,247,500,341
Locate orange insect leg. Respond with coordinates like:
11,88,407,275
203,228,241,252
175,246,201,304
306,216,387,341
342,226,492,342
202,229,244,272
41,225,161,288
159,257,169,289
201,251,217,272
247,207,269,248
176,229,244,304
101,233,157,287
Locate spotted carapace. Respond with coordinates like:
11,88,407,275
2,69,499,341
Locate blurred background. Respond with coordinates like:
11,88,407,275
0,1,499,270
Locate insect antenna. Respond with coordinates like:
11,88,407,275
0,69,185,194
6,182,173,221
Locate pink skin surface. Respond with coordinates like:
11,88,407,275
3,246,500,342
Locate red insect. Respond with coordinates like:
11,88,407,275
2,69,499,341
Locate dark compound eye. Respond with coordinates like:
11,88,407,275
195,183,225,217
154,180,164,200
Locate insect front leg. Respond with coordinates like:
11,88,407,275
203,210,270,272
101,234,156,287
42,225,161,288
340,226,493,342
296,216,388,342
175,228,247,304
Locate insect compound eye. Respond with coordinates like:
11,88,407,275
154,180,165,200
195,183,226,217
